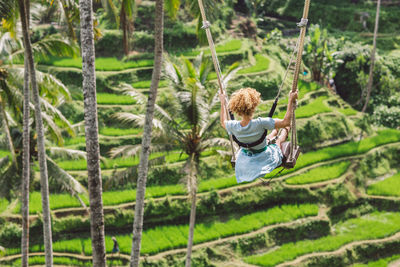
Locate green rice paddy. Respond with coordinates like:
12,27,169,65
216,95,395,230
352,254,400,267
99,127,142,136
367,172,400,197
10,204,318,256
246,211,400,267
285,161,351,185
97,93,137,105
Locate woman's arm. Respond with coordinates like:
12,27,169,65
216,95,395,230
274,90,298,129
219,93,227,129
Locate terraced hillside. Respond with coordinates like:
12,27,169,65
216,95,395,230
1,36,400,267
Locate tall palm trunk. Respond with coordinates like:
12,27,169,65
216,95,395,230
362,0,380,113
18,0,53,266
130,0,164,265
121,8,130,56
21,54,30,267
185,154,197,267
78,0,106,266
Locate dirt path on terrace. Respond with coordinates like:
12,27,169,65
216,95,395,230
276,231,400,267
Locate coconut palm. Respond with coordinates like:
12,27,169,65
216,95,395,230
78,0,107,265
362,0,381,113
110,54,239,266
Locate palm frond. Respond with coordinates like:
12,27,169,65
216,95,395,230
48,147,87,160
199,111,219,137
46,156,88,207
11,36,78,62
199,137,231,150
222,62,241,89
109,144,142,158
104,155,165,190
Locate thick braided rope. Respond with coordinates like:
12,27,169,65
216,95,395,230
289,0,310,160
197,0,237,161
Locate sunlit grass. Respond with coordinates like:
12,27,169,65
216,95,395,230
246,211,400,267
100,127,142,136
0,198,9,213
12,204,317,256
285,161,351,185
238,54,270,75
275,96,332,119
181,39,243,57
367,172,400,197
64,136,86,146
38,57,154,71
97,93,136,105
0,150,11,159
337,107,358,116
132,80,168,88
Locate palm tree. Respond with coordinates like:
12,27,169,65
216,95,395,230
18,0,54,265
111,54,238,266
101,0,136,55
362,0,380,113
129,0,164,265
78,0,106,265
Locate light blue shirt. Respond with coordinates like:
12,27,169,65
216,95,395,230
224,117,282,183
225,117,275,150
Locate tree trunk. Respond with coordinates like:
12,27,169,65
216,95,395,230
21,52,30,267
78,0,107,266
18,0,53,266
362,0,380,113
121,8,129,56
130,0,164,265
185,190,197,267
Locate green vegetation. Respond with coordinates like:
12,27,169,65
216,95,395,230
237,54,270,75
180,39,243,57
352,254,400,267
276,96,332,119
0,150,11,158
265,129,400,179
6,256,119,267
0,198,9,213
132,80,168,88
367,173,400,197
337,108,358,116
38,57,154,71
246,211,400,267
18,204,318,256
285,161,351,185
64,136,86,146
97,93,136,105
100,127,142,136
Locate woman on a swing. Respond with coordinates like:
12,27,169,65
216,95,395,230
219,87,298,183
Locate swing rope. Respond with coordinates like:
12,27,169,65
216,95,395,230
197,0,237,163
288,0,310,162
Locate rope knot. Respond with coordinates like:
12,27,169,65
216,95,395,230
297,18,308,28
201,20,211,29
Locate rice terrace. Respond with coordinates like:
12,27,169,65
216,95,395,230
0,0,400,266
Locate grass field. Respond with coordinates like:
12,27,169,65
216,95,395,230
367,172,400,197
285,161,351,185
181,39,243,57
0,198,9,213
337,108,358,116
0,150,11,158
14,204,318,256
132,80,168,88
38,57,154,71
99,127,142,136
97,93,137,105
352,254,400,267
246,211,400,267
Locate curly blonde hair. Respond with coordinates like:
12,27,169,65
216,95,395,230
228,87,261,116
